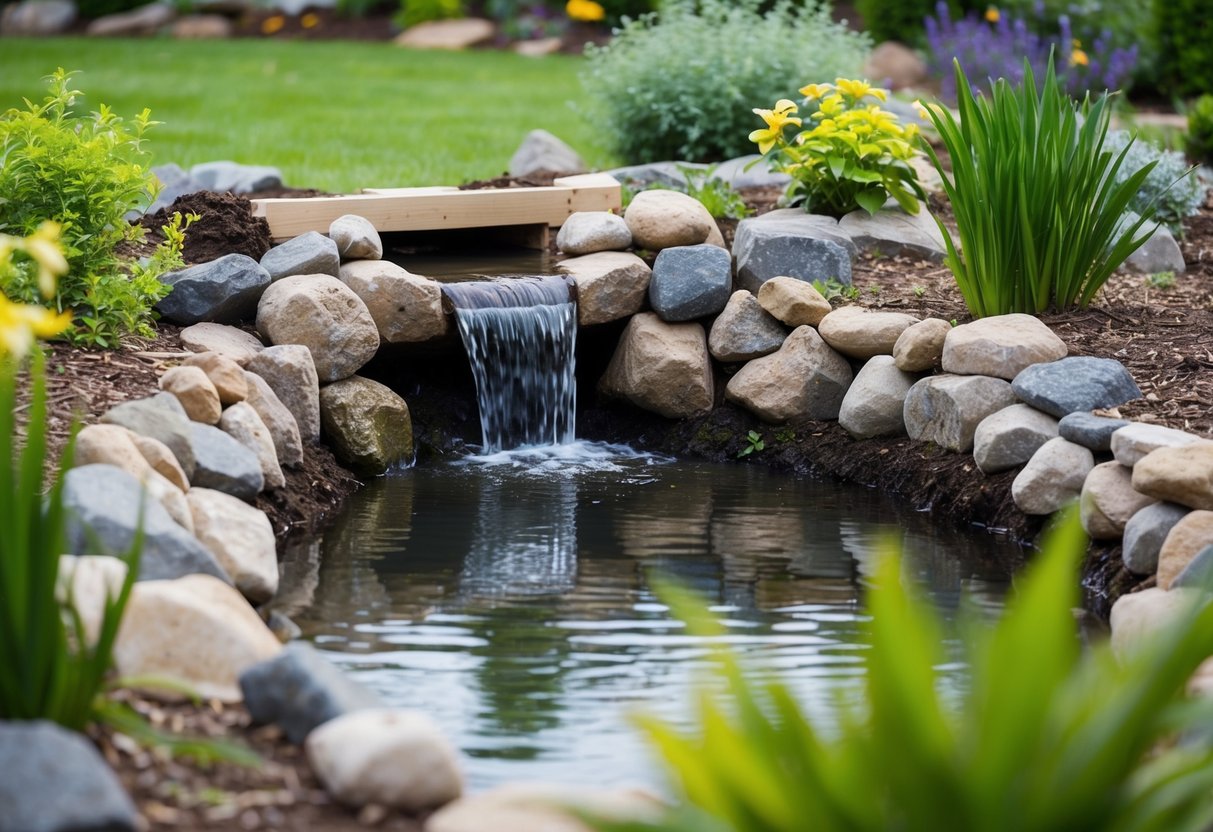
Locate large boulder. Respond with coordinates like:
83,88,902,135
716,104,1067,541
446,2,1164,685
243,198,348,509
507,128,585,177
1010,356,1141,418
260,231,340,281
337,260,448,345
557,252,651,326
600,313,714,419
902,375,1017,452
329,215,383,262
181,351,248,406
1080,461,1158,539
101,396,197,479
1157,511,1213,590
188,423,265,500
244,371,304,468
648,244,733,322
838,355,917,439
0,0,76,35
971,403,1059,474
624,190,717,252
1011,437,1095,515
1110,587,1203,659
708,291,787,362
838,207,946,262
1122,502,1191,575
556,212,632,255
817,306,919,360
319,376,414,476
156,254,272,326
941,314,1067,379
219,401,285,491
1131,442,1213,510
158,365,221,425
187,488,278,604
74,423,157,484
756,275,832,327
892,318,951,372
190,161,283,194
246,344,322,444
732,209,855,294
725,325,853,423
256,274,380,383
179,322,265,364
86,1,174,36
1111,423,1208,467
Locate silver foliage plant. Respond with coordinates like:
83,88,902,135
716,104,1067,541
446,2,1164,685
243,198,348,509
1105,129,1206,232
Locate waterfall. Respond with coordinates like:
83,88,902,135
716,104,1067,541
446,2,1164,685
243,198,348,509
442,276,577,453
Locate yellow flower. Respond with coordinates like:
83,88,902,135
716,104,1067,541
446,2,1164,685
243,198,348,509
300,12,320,28
1071,48,1089,67
816,92,845,118
799,82,833,100
566,0,605,22
2,222,68,301
985,6,1000,22
834,78,886,102
749,99,801,154
0,295,71,359
261,14,285,34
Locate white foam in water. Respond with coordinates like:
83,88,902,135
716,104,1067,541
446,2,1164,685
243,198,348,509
456,439,670,475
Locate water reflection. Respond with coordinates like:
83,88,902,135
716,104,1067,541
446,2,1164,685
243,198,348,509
287,451,1017,789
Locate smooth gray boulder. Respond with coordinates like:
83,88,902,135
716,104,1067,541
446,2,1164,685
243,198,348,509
1058,412,1132,452
260,232,340,281
63,464,229,583
0,720,139,832
903,374,1018,453
1011,356,1141,418
1,0,76,35
1011,437,1095,515
240,642,383,744
602,162,705,190
649,244,733,322
732,209,855,294
1122,502,1191,575
143,162,204,215
189,423,265,500
972,404,1060,474
711,155,792,189
707,291,787,362
1122,212,1186,275
838,355,917,439
100,396,196,480
156,254,272,326
556,212,632,256
244,371,305,468
189,160,283,194
838,207,946,262
508,129,585,177
329,215,383,262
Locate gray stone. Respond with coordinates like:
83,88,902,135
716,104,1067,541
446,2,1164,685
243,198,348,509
180,322,264,364
838,355,917,439
710,155,791,190
903,374,1018,453
602,162,705,190
141,163,204,216
189,423,265,500
1111,423,1208,467
972,403,1060,474
1171,544,1213,591
708,291,787,362
649,244,733,322
320,376,414,476
1,0,76,36
1058,412,1132,452
189,160,283,194
260,232,340,281
219,402,285,491
240,642,383,744
86,1,173,35
0,721,138,832
839,207,946,262
556,212,632,255
1011,356,1141,418
1123,502,1190,575
732,209,855,294
508,129,585,177
1121,211,1187,275
156,254,272,326
63,464,228,582
1011,437,1095,515
244,371,304,468
725,326,853,423
246,345,321,444
101,397,196,479
329,215,383,262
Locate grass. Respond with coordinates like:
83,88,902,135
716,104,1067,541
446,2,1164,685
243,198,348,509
0,38,618,193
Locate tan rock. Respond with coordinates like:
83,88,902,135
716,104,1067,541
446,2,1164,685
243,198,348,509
219,402,285,491
338,260,448,344
170,13,230,38
725,325,852,423
600,313,713,419
1011,437,1095,515
394,17,494,49
56,555,129,646
941,313,1067,379
179,322,264,364
1158,510,1213,590
893,318,951,372
182,352,248,406
1079,461,1158,539
863,40,928,89
756,276,832,327
1112,423,1210,468
256,275,379,383
142,468,194,534
158,365,221,424
131,434,190,492
557,251,652,326
187,488,279,604
1110,587,1204,659
428,783,662,832
244,372,304,468
74,424,154,481
624,190,715,252
245,345,322,444
1131,442,1213,510
818,306,919,359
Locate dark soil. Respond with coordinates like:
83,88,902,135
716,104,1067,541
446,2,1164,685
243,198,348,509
142,191,274,265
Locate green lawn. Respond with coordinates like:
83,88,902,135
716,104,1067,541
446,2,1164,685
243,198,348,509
0,38,618,192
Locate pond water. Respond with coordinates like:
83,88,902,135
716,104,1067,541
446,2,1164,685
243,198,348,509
279,444,1018,791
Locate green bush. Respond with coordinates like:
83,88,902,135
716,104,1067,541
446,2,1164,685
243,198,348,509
1104,130,1204,233
591,511,1213,832
579,0,870,164
0,69,173,348
1187,95,1213,166
923,58,1155,317
855,0,941,45
75,0,151,20
1157,0,1213,99
396,0,463,30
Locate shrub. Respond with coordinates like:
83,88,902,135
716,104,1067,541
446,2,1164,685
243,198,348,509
855,0,942,46
396,0,463,29
1104,130,1204,233
579,0,870,164
1156,0,1213,100
922,58,1156,317
1187,95,1213,166
590,511,1213,832
0,69,173,348
750,79,925,216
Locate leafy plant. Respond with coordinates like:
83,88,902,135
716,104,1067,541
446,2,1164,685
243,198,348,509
855,0,945,46
579,0,869,164
1146,271,1176,290
811,277,859,302
395,0,463,29
737,430,764,458
1156,0,1213,100
679,166,752,220
1102,130,1203,234
1187,95,1213,167
752,79,925,217
922,57,1156,317
591,511,1213,832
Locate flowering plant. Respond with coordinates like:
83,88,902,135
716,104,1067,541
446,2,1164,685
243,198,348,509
750,79,926,217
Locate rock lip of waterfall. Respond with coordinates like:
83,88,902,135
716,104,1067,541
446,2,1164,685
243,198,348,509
444,276,578,454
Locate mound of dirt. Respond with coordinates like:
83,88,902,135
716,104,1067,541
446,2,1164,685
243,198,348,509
142,191,273,265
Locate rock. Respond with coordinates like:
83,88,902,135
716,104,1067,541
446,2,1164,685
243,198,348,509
1158,511,1213,589
725,325,853,423
131,433,190,492
1110,587,1203,659
893,318,951,372
142,163,204,216
240,642,382,744
181,351,248,406
817,306,919,360
1011,437,1095,515
188,423,264,500
305,709,462,811
394,16,494,49
624,190,716,252
1112,423,1210,468
902,374,1017,452
189,160,283,194
245,345,321,444
329,215,383,262
244,371,304,468
1058,412,1131,452
319,376,414,476
74,423,155,482
1010,356,1141,418
507,128,585,177
756,276,832,327
158,365,222,424
169,12,231,37
1123,502,1191,575
219,402,285,491
711,155,792,190
556,212,632,255
86,1,174,35
427,783,661,832
180,322,265,364
1080,461,1158,539
600,313,714,419
513,35,562,57
62,464,227,582
101,397,197,479
1172,544,1213,592
838,355,917,439
0,721,139,832
157,254,272,326
602,162,704,190
838,207,945,262
337,260,448,344
1132,442,1213,510
141,468,195,533
187,488,278,604
557,251,651,326
972,404,1060,474
57,555,129,646
863,40,928,88
941,314,1067,380
256,274,380,383
260,231,340,281
708,291,787,362
648,244,733,322
732,209,855,294
1122,211,1186,275
115,574,281,702
1,0,76,35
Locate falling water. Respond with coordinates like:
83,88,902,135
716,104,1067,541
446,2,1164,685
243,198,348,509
442,276,577,453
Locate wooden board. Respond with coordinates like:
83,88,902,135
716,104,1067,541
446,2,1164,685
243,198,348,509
251,173,621,242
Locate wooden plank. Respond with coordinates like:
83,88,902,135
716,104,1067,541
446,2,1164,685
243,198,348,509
252,174,621,241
